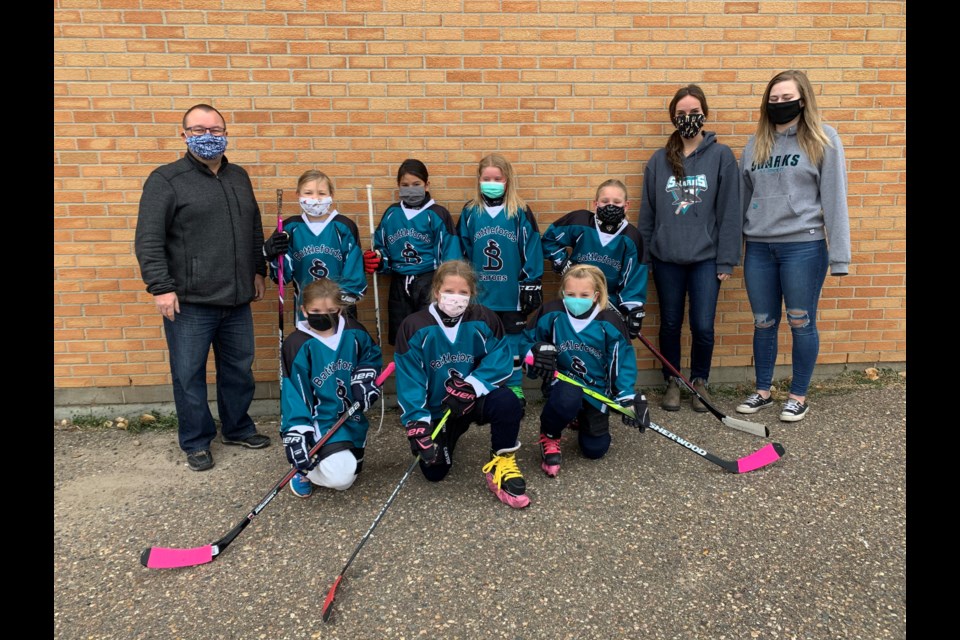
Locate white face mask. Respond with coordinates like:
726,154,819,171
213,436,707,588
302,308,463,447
300,196,333,217
437,293,470,317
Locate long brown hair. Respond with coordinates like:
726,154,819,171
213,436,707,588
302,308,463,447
752,70,832,167
665,84,709,180
466,153,527,218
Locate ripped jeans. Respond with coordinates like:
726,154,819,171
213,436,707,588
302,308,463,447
744,240,829,397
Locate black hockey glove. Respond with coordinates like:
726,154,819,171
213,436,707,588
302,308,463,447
263,230,290,260
519,282,543,316
526,342,558,379
619,395,649,433
551,258,573,276
442,377,478,418
283,425,318,471
405,421,438,465
621,304,645,339
340,292,358,307
350,367,381,412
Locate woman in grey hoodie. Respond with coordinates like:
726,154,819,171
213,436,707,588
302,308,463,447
736,70,851,423
638,85,741,413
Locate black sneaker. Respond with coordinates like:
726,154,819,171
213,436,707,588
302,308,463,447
779,399,809,422
186,449,214,471
736,393,774,414
221,433,271,449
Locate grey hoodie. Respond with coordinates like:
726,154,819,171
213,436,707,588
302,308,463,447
739,123,850,275
637,131,742,274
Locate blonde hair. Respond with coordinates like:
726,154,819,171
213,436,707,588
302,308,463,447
561,264,609,310
300,278,344,309
431,260,478,300
594,179,629,202
753,70,833,167
467,153,526,218
297,170,335,197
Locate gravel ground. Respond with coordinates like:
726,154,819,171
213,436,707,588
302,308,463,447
54,386,905,640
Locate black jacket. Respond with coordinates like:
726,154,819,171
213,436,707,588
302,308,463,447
135,152,266,306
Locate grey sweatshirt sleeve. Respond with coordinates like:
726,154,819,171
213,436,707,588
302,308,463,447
739,137,755,222
715,145,742,274
820,126,851,275
134,171,177,296
637,160,656,265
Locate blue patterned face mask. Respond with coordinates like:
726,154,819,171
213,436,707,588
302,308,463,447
186,133,228,160
563,295,595,316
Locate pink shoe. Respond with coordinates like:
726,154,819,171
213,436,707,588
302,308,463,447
537,433,562,477
482,450,530,509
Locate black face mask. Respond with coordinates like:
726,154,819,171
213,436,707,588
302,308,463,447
766,99,803,125
307,311,339,333
595,204,625,233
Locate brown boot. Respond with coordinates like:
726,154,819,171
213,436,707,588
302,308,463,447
661,377,681,411
690,378,711,413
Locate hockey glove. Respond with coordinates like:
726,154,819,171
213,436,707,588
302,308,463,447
283,425,319,471
526,342,558,379
519,282,543,316
363,249,382,274
405,421,438,465
263,230,290,260
619,395,649,433
621,304,646,339
552,258,573,276
340,292,358,307
350,367,381,412
442,377,478,418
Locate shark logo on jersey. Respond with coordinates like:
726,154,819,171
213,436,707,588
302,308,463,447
665,174,708,215
482,240,503,271
309,258,329,279
570,356,588,380
335,378,351,416
401,241,422,265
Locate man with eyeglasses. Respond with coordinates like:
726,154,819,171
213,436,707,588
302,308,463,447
135,103,271,472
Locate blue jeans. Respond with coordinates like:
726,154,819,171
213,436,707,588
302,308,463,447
163,302,258,453
743,240,829,397
651,258,721,382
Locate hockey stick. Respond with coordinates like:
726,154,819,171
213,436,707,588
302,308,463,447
366,183,386,433
276,188,285,424
550,369,784,474
140,363,396,570
635,332,769,438
321,409,452,622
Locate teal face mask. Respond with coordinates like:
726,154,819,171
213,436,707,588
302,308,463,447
479,181,506,198
562,296,595,316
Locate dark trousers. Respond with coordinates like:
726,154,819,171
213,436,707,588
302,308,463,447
419,386,523,481
539,379,612,459
163,302,257,453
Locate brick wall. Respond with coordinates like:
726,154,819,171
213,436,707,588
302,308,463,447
53,1,906,409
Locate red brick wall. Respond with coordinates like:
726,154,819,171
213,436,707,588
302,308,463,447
53,1,906,397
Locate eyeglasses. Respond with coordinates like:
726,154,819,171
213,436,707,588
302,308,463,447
184,126,227,136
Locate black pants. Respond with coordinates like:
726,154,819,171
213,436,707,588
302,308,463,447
540,379,612,459
419,386,523,482
387,271,435,346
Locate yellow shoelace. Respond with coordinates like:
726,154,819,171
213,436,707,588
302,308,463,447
482,453,523,489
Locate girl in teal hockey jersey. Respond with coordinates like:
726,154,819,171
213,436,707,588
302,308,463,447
280,279,383,498
457,154,542,404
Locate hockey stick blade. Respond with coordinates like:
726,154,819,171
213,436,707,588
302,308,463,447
140,363,396,570
634,333,769,437
140,544,214,569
